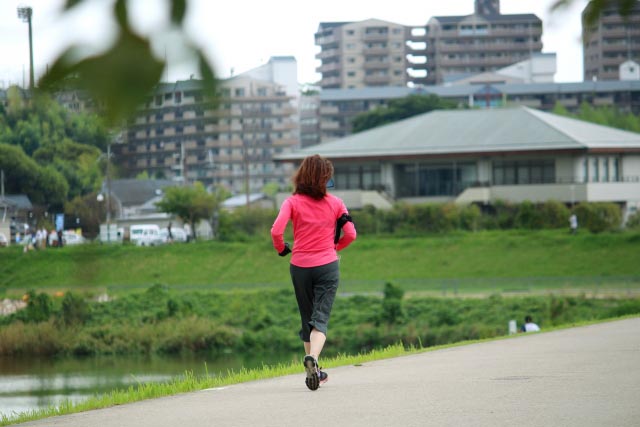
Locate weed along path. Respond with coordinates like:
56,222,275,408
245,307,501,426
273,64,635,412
13,318,640,427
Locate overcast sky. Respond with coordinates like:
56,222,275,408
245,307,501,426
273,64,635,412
0,0,590,88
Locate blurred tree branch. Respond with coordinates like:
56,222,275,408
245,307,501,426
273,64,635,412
551,0,639,26
38,0,217,125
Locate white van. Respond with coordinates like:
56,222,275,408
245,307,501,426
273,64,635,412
129,224,164,246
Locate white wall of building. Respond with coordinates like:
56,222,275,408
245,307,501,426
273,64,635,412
555,156,576,183
496,53,556,83
490,183,587,203
622,155,640,180
620,60,640,81
240,57,299,99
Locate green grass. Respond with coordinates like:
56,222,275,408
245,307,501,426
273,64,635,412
1,230,639,295
2,313,637,426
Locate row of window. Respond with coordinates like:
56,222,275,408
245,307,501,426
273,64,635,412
345,27,404,36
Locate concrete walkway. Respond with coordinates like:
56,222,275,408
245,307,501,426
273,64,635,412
14,318,640,427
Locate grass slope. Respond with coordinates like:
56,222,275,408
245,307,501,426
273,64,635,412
1,230,639,294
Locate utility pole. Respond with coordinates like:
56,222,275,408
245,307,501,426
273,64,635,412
17,7,35,90
106,144,112,243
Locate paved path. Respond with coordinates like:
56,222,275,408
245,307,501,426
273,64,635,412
14,318,640,427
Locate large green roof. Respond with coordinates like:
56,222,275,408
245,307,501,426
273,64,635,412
278,107,640,161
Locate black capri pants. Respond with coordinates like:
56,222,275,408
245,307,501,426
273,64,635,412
290,260,340,342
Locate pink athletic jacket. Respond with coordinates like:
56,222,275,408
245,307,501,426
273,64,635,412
271,193,357,268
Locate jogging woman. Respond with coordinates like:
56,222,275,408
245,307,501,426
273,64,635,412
271,154,357,391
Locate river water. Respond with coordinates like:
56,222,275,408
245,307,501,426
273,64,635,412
0,352,296,418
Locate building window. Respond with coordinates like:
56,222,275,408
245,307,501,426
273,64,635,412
175,92,182,103
235,88,245,97
334,165,382,190
492,160,555,185
395,162,477,197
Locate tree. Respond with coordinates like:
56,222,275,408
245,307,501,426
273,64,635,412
351,95,458,133
64,192,112,238
552,101,640,133
155,183,218,239
0,143,68,208
0,94,109,202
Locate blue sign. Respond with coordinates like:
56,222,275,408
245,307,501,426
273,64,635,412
55,214,64,232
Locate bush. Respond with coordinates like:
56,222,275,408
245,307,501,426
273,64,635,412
514,201,544,229
625,211,640,230
574,202,622,233
539,200,571,229
380,282,404,324
17,291,53,323
59,292,90,326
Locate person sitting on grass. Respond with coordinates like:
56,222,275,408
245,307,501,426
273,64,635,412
521,315,540,332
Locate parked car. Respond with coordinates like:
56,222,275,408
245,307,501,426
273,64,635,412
0,233,8,247
62,231,86,246
129,224,160,245
130,224,164,246
160,227,188,243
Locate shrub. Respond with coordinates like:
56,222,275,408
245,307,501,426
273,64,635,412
380,282,404,324
59,292,90,326
514,200,544,229
17,291,53,323
625,211,640,230
539,200,571,229
574,202,622,233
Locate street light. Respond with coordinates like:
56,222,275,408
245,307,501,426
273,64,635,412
97,144,113,242
17,6,35,90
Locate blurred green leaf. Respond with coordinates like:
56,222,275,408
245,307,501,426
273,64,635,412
114,0,128,29
63,0,84,9
39,26,164,124
552,0,639,27
170,0,188,24
198,51,218,99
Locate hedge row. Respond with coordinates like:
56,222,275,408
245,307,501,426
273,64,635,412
214,200,626,238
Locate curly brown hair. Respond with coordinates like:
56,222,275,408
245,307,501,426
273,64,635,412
292,154,334,200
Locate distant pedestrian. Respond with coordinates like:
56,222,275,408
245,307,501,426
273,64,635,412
569,213,578,234
521,315,540,332
271,154,357,391
167,222,174,243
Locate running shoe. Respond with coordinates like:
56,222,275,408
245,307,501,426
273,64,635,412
304,355,319,391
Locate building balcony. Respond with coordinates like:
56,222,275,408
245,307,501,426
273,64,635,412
315,34,339,45
316,48,340,60
363,75,391,84
319,105,339,114
363,47,390,55
320,121,340,130
362,33,390,42
316,62,342,73
363,61,391,70
272,121,298,131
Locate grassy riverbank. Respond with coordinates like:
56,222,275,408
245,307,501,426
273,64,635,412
1,230,639,295
2,315,637,426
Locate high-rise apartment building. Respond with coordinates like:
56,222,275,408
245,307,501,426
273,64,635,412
582,2,640,81
116,76,298,194
408,0,543,85
315,19,411,89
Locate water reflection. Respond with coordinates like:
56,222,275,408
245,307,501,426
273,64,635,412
0,352,296,417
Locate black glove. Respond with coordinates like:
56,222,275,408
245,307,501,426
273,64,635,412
334,214,353,244
278,242,291,256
